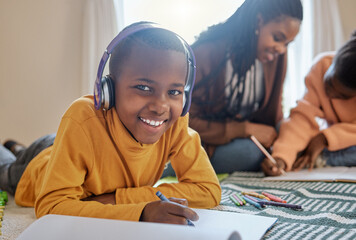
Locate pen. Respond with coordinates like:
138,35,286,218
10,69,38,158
155,191,195,226
261,200,302,210
250,135,286,175
262,192,287,203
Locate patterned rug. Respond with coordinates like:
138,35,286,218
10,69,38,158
214,172,356,240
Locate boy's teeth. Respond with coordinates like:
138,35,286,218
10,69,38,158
141,117,163,126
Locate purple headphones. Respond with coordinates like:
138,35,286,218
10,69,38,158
93,22,196,116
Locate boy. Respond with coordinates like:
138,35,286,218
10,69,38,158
0,22,221,224
262,31,356,176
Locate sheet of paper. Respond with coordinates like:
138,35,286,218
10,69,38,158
17,209,277,240
194,208,278,240
337,167,356,182
17,214,239,240
263,167,356,182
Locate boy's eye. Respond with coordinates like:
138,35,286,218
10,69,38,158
169,90,182,96
135,85,151,91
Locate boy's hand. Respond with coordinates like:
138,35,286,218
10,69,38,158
292,133,327,171
261,157,286,176
140,199,198,225
168,197,189,206
245,122,277,148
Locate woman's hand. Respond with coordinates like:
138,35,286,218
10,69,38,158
140,198,198,225
292,133,328,171
261,157,286,176
245,122,277,148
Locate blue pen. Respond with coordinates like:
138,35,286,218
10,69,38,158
242,195,263,210
155,191,195,227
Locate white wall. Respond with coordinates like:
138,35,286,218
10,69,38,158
0,0,85,145
338,0,356,40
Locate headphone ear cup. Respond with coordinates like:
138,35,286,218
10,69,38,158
181,89,189,116
181,59,195,116
101,76,115,110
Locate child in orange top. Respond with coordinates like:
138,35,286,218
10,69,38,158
262,31,356,176
0,22,221,224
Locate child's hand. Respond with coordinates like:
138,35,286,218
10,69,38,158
292,133,327,171
261,157,286,176
140,200,198,225
168,197,189,206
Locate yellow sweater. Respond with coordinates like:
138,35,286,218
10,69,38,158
15,95,221,220
272,53,356,171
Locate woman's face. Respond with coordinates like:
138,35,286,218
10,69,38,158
256,15,301,63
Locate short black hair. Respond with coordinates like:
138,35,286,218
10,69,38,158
332,30,356,90
109,22,186,80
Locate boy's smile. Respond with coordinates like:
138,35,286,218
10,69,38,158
114,43,187,144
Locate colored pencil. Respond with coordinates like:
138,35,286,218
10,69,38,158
242,196,263,210
235,193,246,204
262,192,287,203
229,194,241,206
232,194,244,205
250,135,286,175
242,191,270,201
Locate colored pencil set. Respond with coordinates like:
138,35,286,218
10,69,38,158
0,191,8,236
230,191,302,210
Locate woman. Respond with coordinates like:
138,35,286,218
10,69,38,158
189,0,303,174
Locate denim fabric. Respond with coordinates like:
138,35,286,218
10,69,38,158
323,146,356,167
0,144,16,194
209,138,264,173
0,134,55,195
161,137,264,177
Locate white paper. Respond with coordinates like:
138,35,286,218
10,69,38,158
194,209,277,239
263,167,356,182
17,209,277,240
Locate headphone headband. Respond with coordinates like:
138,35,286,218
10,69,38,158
94,22,196,116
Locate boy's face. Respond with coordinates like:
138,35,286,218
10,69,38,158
114,43,187,144
324,65,356,99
